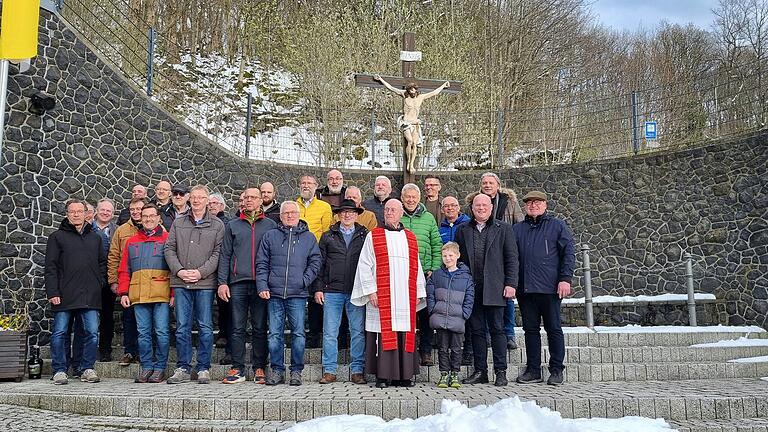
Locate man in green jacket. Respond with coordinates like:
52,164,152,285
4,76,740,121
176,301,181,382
400,183,443,366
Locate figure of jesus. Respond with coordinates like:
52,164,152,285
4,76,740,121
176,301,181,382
373,75,450,174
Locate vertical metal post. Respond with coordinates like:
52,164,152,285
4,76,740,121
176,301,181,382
369,110,376,168
685,252,697,326
0,60,9,164
146,27,155,97
245,92,252,158
631,91,639,155
581,244,594,329
496,108,504,168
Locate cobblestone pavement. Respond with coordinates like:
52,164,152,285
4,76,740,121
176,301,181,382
0,403,295,432
0,377,766,422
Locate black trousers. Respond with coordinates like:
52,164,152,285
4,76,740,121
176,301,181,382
518,293,565,373
99,284,115,354
436,329,463,372
417,308,434,353
216,295,232,354
468,300,506,372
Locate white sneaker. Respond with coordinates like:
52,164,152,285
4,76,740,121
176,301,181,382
166,368,191,384
80,368,100,383
53,371,68,385
197,369,211,384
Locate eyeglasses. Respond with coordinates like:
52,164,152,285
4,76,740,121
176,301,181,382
525,200,546,206
67,210,85,215
281,211,299,216
442,203,459,208
172,191,187,197
327,177,342,181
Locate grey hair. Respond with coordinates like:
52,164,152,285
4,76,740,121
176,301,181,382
345,186,361,197
209,193,226,209
400,183,421,196
96,198,115,209
480,172,501,186
374,176,391,186
280,200,301,213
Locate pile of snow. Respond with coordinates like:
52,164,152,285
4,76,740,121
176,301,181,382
582,325,766,334
562,293,716,304
727,355,768,363
287,397,677,432
691,337,768,348
761,377,768,382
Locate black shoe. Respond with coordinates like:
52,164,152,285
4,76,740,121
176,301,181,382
461,370,488,384
99,351,112,362
219,353,232,365
215,337,227,348
516,369,543,384
506,336,518,350
394,379,415,387
547,369,564,386
494,370,508,387
461,352,473,366
375,379,389,388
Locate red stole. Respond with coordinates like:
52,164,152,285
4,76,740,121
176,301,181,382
371,227,420,352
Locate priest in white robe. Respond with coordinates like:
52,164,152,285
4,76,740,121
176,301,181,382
352,198,426,388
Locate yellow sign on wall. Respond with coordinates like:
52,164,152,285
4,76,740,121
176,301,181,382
0,0,41,60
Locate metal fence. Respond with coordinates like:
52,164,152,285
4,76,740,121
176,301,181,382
58,0,768,171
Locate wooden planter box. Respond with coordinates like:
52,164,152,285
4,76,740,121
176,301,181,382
0,330,27,382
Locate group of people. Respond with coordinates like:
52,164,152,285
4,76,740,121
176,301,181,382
44,170,575,389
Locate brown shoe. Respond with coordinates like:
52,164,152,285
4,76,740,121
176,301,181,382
319,373,337,384
253,368,266,384
350,373,367,385
118,353,135,367
420,352,434,366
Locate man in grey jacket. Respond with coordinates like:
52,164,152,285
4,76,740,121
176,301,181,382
164,185,225,384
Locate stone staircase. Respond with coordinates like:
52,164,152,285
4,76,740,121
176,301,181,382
3,326,768,431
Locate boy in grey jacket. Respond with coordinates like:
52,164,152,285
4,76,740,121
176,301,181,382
426,242,475,389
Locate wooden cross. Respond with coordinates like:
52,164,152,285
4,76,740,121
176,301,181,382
354,32,462,182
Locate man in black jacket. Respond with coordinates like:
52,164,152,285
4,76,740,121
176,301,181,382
45,199,106,385
313,199,368,385
514,191,575,386
260,182,281,223
455,193,519,387
217,188,277,384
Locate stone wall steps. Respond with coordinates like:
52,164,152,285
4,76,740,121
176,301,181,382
670,417,768,432
39,359,768,383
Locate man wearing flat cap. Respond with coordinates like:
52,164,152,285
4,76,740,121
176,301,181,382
313,199,369,385
160,184,190,230
513,191,575,386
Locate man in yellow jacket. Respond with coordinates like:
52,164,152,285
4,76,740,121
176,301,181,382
296,174,333,348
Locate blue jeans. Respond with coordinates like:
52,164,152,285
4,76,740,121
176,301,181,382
123,304,138,355
65,314,84,372
321,293,365,374
230,282,268,372
268,297,306,374
174,288,214,372
52,309,99,374
505,299,516,337
134,302,170,371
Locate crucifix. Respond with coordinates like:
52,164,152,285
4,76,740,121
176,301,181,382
355,32,462,182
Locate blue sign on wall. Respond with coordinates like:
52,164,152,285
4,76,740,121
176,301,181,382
645,121,657,140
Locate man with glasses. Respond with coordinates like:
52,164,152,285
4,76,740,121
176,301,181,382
317,169,347,207
165,185,225,384
92,198,117,362
423,175,443,223
46,199,106,385
117,185,148,225
257,201,322,386
438,196,469,243
514,191,575,386
108,197,147,368
163,184,190,229
218,188,277,384
117,203,172,383
152,181,173,230
314,199,368,385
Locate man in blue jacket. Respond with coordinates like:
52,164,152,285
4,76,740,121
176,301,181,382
513,191,575,386
257,201,322,386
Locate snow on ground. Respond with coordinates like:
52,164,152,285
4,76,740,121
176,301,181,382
727,355,768,363
286,397,677,432
562,294,716,304
691,337,768,348
761,377,768,382
570,325,766,334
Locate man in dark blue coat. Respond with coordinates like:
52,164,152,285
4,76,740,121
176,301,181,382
513,191,575,386
455,193,519,387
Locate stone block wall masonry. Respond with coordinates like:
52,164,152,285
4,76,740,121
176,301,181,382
1,10,766,344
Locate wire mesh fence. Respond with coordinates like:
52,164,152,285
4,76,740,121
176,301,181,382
59,0,768,171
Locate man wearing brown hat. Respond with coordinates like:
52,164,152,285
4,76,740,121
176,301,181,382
513,191,575,386
313,199,369,384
